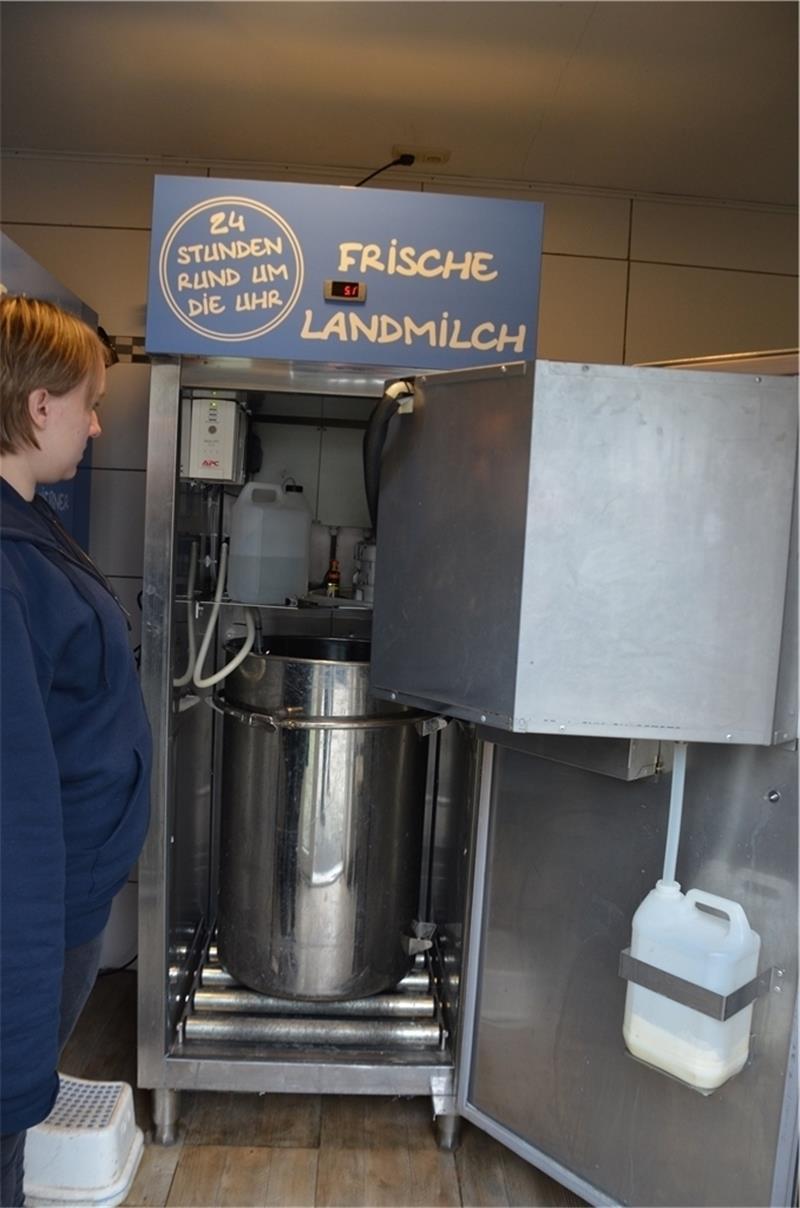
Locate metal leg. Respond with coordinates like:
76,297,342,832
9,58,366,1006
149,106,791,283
435,1113,462,1151
152,1087,181,1145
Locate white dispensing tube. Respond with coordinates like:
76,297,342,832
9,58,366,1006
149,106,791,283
661,741,688,886
173,540,199,688
193,541,257,689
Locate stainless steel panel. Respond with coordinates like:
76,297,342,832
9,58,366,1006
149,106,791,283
139,358,182,1083
371,360,796,744
463,741,797,1207
179,356,419,397
161,1053,452,1098
772,478,798,743
170,700,213,963
478,730,664,781
217,637,430,1000
372,361,532,727
515,362,795,743
428,722,482,1044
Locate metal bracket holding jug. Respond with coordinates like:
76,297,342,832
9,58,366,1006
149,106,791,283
619,950,783,1021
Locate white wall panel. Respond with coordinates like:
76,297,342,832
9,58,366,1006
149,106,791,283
228,166,423,191
251,422,322,516
632,201,798,275
538,191,630,259
625,262,799,364
428,183,630,258
537,254,628,364
92,362,150,471
0,156,195,227
318,426,370,529
88,468,146,577
1,223,150,331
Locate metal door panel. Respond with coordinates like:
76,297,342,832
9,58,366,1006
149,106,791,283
459,740,797,1206
371,360,796,743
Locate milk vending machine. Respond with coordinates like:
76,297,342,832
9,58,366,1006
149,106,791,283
139,178,798,1206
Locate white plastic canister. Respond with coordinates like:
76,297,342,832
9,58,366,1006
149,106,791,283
623,880,760,1092
227,482,311,604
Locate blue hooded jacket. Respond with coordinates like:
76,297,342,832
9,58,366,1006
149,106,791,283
1,477,151,1134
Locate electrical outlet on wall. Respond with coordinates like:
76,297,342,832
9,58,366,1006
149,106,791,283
391,145,452,166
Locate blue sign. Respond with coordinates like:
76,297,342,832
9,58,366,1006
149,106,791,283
146,177,543,370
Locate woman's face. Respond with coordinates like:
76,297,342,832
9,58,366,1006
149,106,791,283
38,365,105,483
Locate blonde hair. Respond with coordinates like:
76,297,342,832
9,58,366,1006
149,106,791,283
0,295,105,455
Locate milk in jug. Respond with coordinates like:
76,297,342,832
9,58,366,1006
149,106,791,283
623,880,760,1092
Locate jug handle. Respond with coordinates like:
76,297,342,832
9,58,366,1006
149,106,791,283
250,483,284,503
686,888,749,947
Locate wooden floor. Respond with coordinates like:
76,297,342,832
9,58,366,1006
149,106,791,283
60,970,585,1208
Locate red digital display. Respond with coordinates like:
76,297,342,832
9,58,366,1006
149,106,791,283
325,280,366,302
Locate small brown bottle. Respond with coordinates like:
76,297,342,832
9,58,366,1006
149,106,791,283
325,558,341,598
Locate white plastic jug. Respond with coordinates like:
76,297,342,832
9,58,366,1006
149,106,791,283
227,482,311,604
623,880,760,1092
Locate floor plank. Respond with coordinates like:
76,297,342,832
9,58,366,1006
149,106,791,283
166,1144,227,1206
183,1091,276,1147
262,1092,322,1148
502,1147,586,1208
183,1090,322,1149
123,1140,183,1206
316,1147,368,1207
266,1148,319,1207
320,1095,367,1148
365,1096,433,1150
455,1122,509,1207
364,1146,414,1206
217,1146,274,1206
408,1148,462,1208
60,970,136,1079
319,1095,435,1151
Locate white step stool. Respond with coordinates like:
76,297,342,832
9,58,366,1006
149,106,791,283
24,1075,144,1207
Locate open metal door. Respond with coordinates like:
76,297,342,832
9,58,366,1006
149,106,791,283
369,358,798,1206
455,736,798,1208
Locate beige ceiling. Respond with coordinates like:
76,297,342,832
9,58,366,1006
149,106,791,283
1,1,797,207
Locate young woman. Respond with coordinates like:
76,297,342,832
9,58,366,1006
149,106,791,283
0,296,151,1206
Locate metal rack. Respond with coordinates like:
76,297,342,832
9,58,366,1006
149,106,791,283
180,948,445,1050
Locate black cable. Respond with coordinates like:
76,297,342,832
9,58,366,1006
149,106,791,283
355,153,415,187
362,381,414,531
98,952,138,976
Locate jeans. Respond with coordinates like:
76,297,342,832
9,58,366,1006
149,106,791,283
0,932,104,1207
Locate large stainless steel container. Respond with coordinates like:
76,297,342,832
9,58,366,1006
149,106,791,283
216,637,429,1000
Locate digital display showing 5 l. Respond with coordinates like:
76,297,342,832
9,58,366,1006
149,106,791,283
323,279,367,303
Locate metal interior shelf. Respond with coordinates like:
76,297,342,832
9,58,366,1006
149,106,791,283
173,943,451,1064
174,596,371,613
